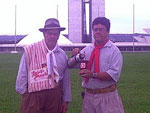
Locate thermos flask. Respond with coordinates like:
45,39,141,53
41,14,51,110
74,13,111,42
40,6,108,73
67,53,85,68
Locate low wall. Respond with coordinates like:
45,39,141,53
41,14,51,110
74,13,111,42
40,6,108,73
1,45,150,53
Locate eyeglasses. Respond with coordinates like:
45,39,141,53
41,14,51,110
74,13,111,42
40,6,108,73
93,28,106,32
45,30,60,36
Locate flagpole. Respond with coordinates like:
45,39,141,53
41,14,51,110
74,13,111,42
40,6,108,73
57,4,58,19
15,4,17,52
132,3,135,52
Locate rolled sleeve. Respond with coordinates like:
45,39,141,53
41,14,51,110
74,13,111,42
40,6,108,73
106,52,123,82
15,53,28,94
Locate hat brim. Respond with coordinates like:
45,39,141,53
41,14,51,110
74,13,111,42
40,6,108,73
39,27,65,32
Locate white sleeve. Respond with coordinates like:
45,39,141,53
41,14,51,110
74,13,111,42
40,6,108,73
15,53,28,94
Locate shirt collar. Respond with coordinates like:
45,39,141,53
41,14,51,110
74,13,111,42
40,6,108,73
43,39,59,52
104,40,112,47
91,40,112,48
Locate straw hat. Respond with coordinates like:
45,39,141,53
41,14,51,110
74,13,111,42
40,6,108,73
39,18,65,32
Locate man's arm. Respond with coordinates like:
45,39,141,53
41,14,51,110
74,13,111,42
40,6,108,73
67,48,81,69
62,62,72,102
61,54,72,113
15,53,28,94
80,69,113,81
79,50,123,82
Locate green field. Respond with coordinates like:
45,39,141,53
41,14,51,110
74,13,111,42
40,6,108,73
0,52,150,113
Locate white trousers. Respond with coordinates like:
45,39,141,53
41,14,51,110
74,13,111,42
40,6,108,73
82,90,125,113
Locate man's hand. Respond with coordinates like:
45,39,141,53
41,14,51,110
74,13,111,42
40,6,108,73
79,69,93,78
72,48,80,56
60,101,69,113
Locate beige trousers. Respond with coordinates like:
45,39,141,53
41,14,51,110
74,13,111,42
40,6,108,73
82,90,125,113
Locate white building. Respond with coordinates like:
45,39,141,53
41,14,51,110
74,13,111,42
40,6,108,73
68,0,105,43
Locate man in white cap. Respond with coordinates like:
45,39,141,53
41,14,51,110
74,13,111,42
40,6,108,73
16,18,72,113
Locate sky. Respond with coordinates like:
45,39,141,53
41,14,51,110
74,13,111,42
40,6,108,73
0,0,150,35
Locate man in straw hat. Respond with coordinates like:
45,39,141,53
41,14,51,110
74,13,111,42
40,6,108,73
16,18,72,113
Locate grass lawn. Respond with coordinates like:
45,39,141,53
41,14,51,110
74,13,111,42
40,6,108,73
0,52,150,113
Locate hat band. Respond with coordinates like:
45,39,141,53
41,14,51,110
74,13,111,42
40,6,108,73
44,24,60,28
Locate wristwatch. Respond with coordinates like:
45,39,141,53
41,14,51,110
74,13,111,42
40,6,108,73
92,72,97,78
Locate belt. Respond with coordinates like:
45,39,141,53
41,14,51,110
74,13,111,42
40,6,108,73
86,84,117,94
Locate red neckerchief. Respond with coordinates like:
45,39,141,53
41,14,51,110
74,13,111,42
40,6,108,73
84,40,109,83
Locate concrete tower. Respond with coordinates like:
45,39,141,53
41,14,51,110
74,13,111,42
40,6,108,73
68,0,105,43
